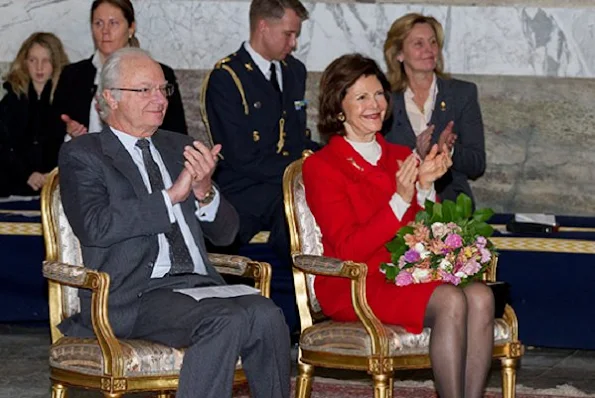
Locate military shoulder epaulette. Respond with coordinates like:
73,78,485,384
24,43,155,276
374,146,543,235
214,53,237,68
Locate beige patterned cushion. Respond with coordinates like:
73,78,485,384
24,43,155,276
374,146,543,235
300,318,512,357
51,189,83,317
292,168,323,313
50,337,242,376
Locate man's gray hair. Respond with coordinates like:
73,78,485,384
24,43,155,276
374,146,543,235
97,47,154,119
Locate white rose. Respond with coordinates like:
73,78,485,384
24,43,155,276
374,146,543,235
431,222,448,239
439,258,452,271
414,242,430,259
412,268,431,283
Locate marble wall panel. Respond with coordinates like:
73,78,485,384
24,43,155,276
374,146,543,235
0,1,594,77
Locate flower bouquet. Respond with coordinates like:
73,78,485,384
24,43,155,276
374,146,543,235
380,194,497,287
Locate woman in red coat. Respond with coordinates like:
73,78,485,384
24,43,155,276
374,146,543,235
303,54,495,398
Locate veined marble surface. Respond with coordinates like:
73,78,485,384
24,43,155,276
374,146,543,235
0,1,594,77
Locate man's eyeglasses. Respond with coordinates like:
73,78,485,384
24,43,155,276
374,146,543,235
109,83,175,98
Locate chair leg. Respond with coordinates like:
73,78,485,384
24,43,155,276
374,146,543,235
295,363,314,398
51,383,67,398
372,373,392,398
387,377,394,398
500,357,518,398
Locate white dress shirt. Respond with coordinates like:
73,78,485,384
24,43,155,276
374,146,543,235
111,127,220,278
345,137,436,221
244,41,283,92
404,74,438,137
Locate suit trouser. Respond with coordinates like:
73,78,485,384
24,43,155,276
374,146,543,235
130,285,291,398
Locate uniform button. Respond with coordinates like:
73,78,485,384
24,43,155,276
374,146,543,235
282,110,287,116
137,292,143,298
147,262,153,269
282,151,289,156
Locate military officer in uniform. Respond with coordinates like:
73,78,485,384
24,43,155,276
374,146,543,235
200,0,318,279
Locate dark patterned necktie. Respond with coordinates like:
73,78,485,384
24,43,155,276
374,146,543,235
135,139,197,275
269,63,281,96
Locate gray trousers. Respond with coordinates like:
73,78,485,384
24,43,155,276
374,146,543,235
130,276,291,398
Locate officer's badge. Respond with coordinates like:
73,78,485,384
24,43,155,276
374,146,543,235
294,100,308,111
245,63,254,71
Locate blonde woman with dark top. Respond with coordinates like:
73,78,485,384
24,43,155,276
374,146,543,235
0,32,69,196
383,13,486,208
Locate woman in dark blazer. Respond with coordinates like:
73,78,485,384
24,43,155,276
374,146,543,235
53,0,187,139
383,13,486,207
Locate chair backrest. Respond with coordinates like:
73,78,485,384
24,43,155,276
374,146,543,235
282,151,327,326
41,169,84,342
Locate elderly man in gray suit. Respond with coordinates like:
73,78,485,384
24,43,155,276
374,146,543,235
57,47,291,398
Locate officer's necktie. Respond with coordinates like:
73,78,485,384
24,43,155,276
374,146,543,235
269,63,281,95
136,139,198,275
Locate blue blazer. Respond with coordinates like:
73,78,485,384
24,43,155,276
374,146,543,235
384,77,486,205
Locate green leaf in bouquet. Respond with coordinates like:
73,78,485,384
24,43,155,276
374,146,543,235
386,236,403,253
424,199,434,216
474,221,494,238
456,193,473,219
380,263,398,282
473,207,495,223
430,202,443,223
442,200,457,223
416,211,430,224
397,225,415,239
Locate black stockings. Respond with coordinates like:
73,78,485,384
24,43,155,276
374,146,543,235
423,282,494,398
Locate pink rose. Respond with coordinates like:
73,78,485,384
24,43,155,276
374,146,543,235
396,270,415,286
445,233,463,249
479,247,492,263
460,258,481,276
476,236,487,248
439,269,461,285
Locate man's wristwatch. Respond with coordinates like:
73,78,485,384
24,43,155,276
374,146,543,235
197,187,216,205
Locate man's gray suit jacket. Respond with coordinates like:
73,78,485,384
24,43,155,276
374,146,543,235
57,126,240,338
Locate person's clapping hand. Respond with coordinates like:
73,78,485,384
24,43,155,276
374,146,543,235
418,144,452,190
182,141,222,202
416,125,434,159
61,114,88,138
27,172,47,191
437,121,456,153
396,153,418,204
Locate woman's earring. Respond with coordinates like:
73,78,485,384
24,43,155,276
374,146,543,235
337,112,346,122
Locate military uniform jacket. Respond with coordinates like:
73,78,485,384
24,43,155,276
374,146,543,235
201,45,318,198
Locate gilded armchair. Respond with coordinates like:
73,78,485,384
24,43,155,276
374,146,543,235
40,168,272,397
282,151,524,398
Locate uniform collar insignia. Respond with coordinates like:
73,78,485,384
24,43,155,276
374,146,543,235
245,62,254,71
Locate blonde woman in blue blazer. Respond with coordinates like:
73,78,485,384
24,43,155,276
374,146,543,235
383,13,486,208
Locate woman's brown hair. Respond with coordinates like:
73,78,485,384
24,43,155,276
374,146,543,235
91,0,140,47
3,32,69,101
318,53,391,140
384,13,448,92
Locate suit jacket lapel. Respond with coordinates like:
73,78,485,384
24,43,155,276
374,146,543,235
430,78,452,143
391,92,417,148
100,126,147,198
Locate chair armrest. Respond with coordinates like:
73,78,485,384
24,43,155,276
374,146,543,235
43,261,92,288
42,260,126,377
208,253,272,298
292,254,397,354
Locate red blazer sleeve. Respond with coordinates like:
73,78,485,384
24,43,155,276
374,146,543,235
303,153,415,265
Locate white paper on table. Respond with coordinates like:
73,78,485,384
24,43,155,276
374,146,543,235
174,284,260,302
514,213,557,226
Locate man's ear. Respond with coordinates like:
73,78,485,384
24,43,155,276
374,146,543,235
257,18,268,34
103,89,118,110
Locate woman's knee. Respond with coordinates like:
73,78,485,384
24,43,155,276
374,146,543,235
426,284,467,323
463,282,495,315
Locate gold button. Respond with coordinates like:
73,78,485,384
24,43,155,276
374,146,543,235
253,131,260,142
282,132,287,137
282,151,289,156
305,128,311,138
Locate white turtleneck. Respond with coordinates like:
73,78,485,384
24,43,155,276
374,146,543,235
344,136,436,221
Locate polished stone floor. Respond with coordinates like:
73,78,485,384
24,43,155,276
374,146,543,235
2,323,594,398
